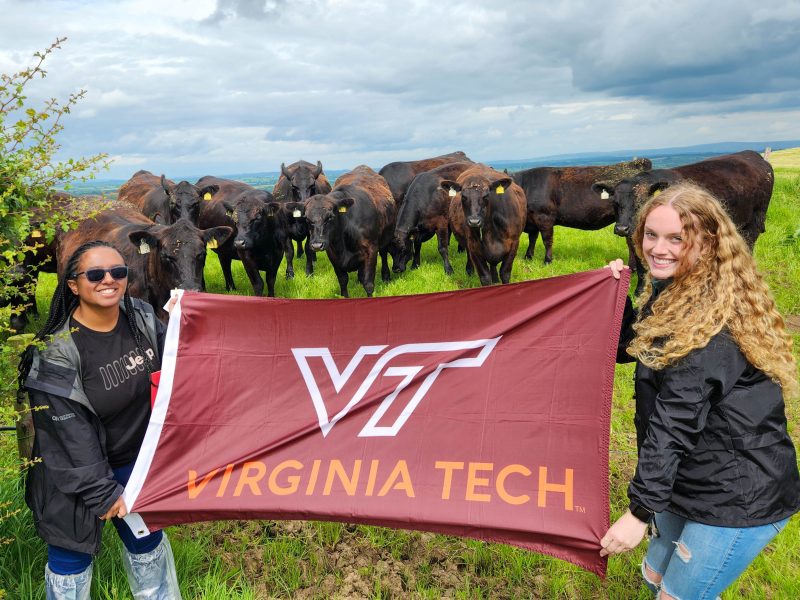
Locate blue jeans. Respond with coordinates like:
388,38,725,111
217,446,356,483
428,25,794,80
643,510,790,599
48,462,162,575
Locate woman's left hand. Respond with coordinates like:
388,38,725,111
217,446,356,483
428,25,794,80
599,510,648,556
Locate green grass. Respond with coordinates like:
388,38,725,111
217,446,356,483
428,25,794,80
2,161,799,599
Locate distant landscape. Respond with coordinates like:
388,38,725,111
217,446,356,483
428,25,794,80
63,139,800,197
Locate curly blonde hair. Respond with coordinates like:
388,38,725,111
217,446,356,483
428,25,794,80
627,183,798,399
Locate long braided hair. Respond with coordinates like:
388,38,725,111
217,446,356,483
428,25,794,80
18,240,156,386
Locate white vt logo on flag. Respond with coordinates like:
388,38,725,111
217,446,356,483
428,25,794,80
292,337,502,437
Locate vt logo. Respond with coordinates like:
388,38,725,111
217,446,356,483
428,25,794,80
292,337,501,437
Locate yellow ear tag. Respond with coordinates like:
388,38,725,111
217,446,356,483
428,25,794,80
139,240,151,255
600,190,610,200
31,230,42,238
207,239,218,249
495,185,505,195
338,206,348,213
203,192,212,201
448,188,457,197
292,209,302,218
652,189,662,197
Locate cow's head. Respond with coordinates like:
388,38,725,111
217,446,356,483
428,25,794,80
222,191,281,252
289,194,354,252
128,219,232,296
282,161,325,201
161,176,218,225
593,173,672,237
442,175,511,229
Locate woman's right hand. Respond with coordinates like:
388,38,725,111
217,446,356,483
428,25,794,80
604,259,628,279
100,495,128,520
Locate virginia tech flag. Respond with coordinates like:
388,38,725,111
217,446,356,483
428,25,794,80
123,268,630,576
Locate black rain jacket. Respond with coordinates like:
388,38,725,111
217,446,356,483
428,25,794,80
23,299,165,554
618,293,800,527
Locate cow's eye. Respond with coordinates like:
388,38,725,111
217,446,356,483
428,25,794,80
161,254,176,263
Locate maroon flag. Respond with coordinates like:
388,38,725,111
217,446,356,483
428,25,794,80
124,268,630,576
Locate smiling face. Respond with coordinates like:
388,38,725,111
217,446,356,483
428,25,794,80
641,204,701,280
67,246,128,310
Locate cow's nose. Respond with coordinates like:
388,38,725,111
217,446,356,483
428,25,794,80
467,217,482,228
310,242,324,252
614,225,629,237
233,239,247,249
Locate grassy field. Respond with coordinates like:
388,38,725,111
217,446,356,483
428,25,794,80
1,150,799,599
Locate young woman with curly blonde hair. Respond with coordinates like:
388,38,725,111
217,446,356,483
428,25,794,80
600,183,799,599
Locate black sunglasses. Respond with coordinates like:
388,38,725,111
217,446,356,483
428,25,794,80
73,266,129,283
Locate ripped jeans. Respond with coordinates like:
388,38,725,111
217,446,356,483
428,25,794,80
642,510,790,599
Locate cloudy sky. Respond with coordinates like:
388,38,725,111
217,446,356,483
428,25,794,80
2,0,799,179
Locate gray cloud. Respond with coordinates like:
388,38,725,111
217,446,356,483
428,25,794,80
1,0,798,179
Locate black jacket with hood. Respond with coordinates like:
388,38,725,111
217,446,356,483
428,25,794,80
23,298,165,554
618,289,800,527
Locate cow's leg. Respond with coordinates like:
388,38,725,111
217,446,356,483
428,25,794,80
625,236,644,295
360,248,379,297
437,228,454,275
540,220,555,264
380,248,391,282
218,251,236,291
240,251,265,296
411,238,422,270
305,239,315,276
490,264,500,283
296,238,304,258
333,264,349,297
284,237,295,279
265,260,279,298
466,239,491,286
499,241,520,284
525,228,539,260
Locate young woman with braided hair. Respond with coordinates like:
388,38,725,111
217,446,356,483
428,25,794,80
18,240,182,599
601,183,798,599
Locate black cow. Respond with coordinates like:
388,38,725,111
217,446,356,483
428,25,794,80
287,165,396,297
512,158,652,263
392,161,474,275
271,160,332,278
592,150,774,291
118,170,218,226
379,151,472,207
197,176,285,297
58,206,231,319
443,164,526,286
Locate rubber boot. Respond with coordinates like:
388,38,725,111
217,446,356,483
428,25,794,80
121,532,182,599
45,563,92,600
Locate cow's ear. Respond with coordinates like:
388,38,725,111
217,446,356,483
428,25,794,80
198,184,219,201
203,226,233,247
263,202,282,218
491,177,512,194
592,182,614,199
313,160,323,179
440,180,461,197
129,229,160,254
649,181,670,197
286,202,304,217
152,212,167,225
336,197,355,213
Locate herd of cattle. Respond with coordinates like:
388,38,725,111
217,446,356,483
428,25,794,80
9,149,774,330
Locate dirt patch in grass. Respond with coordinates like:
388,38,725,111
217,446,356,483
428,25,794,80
182,518,563,599
785,314,800,333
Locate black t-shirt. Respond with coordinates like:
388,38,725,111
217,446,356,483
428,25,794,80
71,314,159,467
